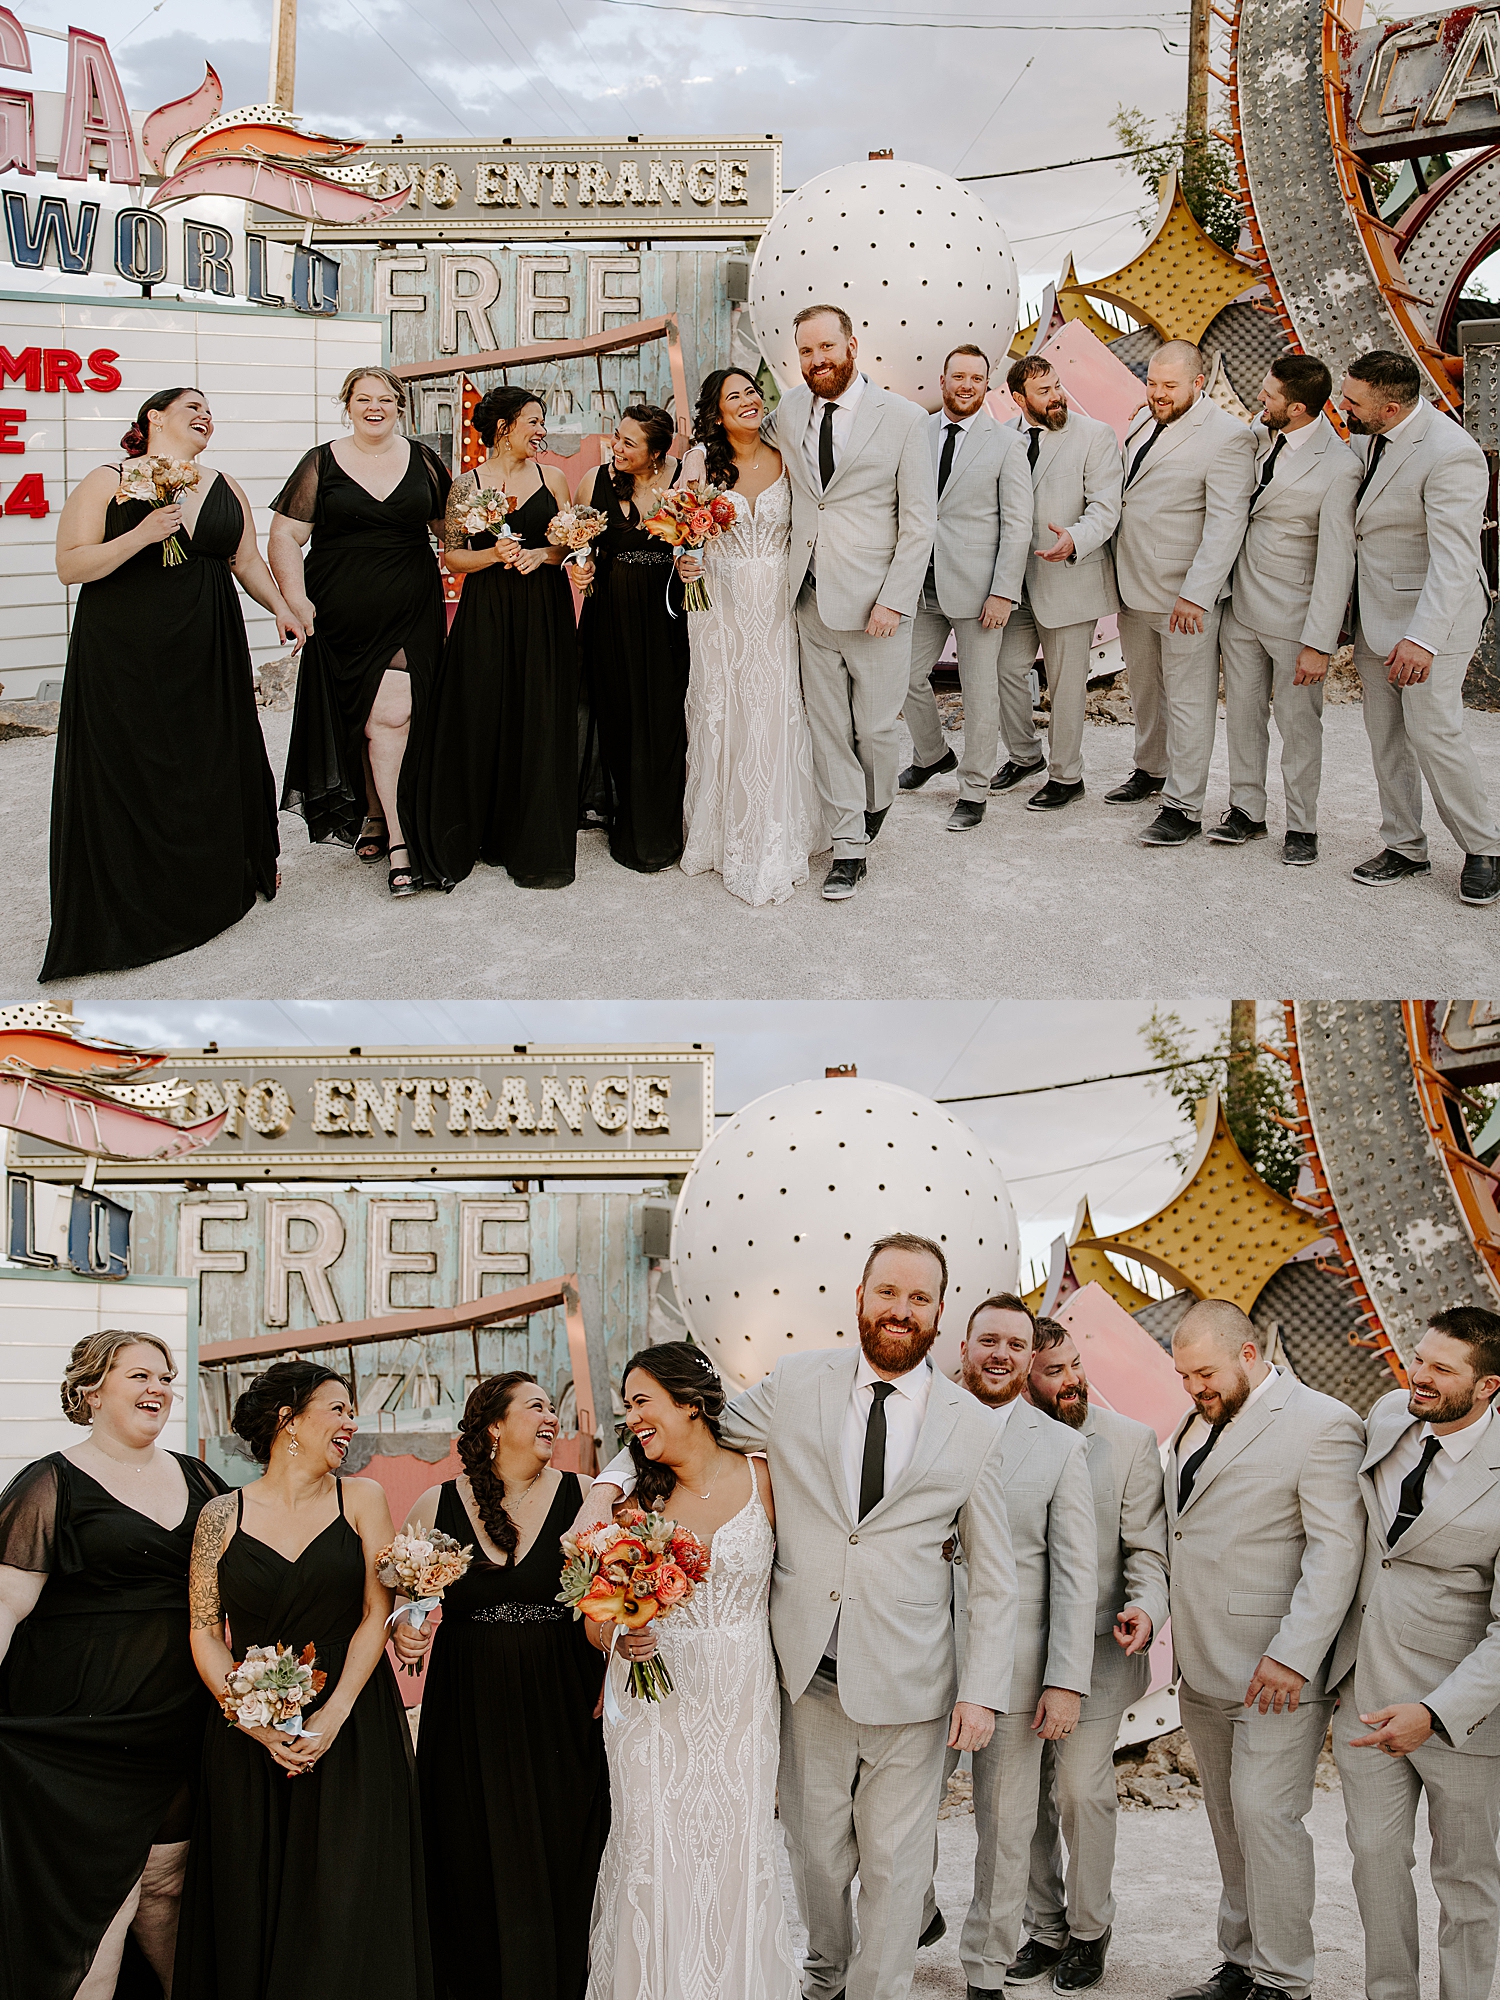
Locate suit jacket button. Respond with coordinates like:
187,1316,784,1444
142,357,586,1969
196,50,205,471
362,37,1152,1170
1174,1530,1182,1540
1381,1558,1391,1568
849,1533,858,1544
819,502,826,510
830,1590,840,1600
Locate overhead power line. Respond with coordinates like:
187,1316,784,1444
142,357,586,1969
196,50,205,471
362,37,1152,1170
935,1056,1232,1103
959,147,1156,182
593,0,1183,42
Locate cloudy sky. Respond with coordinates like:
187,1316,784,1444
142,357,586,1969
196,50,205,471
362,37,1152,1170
67,996,1229,1280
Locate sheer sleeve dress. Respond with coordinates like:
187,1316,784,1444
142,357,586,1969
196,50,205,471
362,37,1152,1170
415,1473,608,2000
0,1451,228,2000
39,471,279,982
273,439,451,854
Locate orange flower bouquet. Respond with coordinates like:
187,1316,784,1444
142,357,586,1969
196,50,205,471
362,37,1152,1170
557,1504,711,1700
117,456,200,567
219,1641,326,1738
641,482,736,611
546,503,607,594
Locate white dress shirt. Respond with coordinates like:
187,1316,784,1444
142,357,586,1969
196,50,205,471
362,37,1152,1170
824,1353,933,1659
1276,418,1318,455
803,368,867,491
1176,1364,1280,1471
1372,1402,1493,1538
937,407,981,476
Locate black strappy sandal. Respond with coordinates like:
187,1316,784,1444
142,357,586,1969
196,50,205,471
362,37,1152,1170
356,814,388,861
387,844,419,898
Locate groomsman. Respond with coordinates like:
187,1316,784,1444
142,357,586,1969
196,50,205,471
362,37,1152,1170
1338,350,1500,905
992,359,1123,812
1110,341,1257,845
1011,1320,1169,1993
1329,1306,1500,2000
898,346,1032,831
1166,1300,1364,2000
1216,353,1358,864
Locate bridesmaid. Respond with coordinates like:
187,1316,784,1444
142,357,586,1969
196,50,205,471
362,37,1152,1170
394,1374,608,2000
42,386,300,981
269,368,451,897
420,388,583,891
174,1362,432,2000
576,406,691,873
0,1329,228,2000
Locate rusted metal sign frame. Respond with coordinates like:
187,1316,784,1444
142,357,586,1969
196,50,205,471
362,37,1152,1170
1341,5,1500,164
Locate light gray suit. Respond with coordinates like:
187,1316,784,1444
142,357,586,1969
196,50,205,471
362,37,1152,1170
902,409,1033,803
1166,1370,1365,1997
1221,414,1359,832
722,1351,1017,2000
997,409,1123,786
1025,1403,1171,1949
1114,395,1257,819
1330,1389,1500,2000
1350,398,1500,861
770,377,938,857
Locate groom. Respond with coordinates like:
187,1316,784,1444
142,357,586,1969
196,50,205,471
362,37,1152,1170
721,1233,1018,2000
770,306,937,902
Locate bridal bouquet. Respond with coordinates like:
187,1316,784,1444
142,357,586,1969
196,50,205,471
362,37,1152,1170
220,1641,325,1737
546,503,607,594
460,487,519,543
377,1529,473,1674
557,1504,711,1700
117,456,200,567
642,482,736,611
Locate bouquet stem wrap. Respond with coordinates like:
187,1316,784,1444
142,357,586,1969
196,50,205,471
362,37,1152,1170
375,1531,473,1676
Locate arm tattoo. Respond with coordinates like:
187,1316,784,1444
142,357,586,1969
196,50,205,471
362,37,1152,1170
444,472,476,553
188,1493,235,1630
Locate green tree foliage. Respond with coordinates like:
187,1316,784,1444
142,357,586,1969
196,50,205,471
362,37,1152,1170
1140,1007,1302,1196
1110,105,1244,254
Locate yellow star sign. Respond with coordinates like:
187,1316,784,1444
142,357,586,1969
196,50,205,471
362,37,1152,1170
1083,172,1257,347
1023,1196,1154,1316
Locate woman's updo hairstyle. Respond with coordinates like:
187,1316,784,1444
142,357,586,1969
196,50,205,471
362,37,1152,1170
61,1329,176,1425
120,387,199,457
457,1372,542,1561
473,386,543,448
231,1360,348,1465
609,403,675,501
622,1342,724,1512
335,366,408,417
691,368,760,491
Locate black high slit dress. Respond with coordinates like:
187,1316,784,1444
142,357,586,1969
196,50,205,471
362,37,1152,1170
415,1474,608,2000
0,1451,228,2000
274,440,450,853
39,473,279,981
173,1480,433,2000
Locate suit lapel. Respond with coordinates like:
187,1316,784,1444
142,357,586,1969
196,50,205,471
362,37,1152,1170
1000,1397,1043,1479
1389,1415,1500,1555
777,387,815,496
820,1354,858,1527
1356,403,1426,516
862,1368,960,1522
1178,1371,1293,1513
1253,420,1326,512
1135,399,1200,480
822,380,886,496
941,411,998,504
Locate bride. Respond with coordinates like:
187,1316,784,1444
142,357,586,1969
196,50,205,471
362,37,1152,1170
675,369,825,906
582,1341,798,2000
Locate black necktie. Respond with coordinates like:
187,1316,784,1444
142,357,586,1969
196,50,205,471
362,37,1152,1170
1177,1419,1226,1510
937,421,961,495
1354,433,1386,507
1387,1433,1442,1547
1251,432,1285,507
1125,421,1163,488
1027,425,1042,471
858,1382,895,1520
819,400,837,491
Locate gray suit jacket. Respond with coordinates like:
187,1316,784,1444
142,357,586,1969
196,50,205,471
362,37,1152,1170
769,376,938,629
722,1350,1019,1724
1165,1370,1366,1703
929,408,1032,620
1352,398,1490,659
1329,1389,1500,1753
1114,394,1257,617
1071,1402,1170,1715
1003,408,1122,629
1230,414,1360,653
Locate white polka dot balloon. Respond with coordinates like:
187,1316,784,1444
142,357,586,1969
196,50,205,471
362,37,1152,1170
671,1076,1019,1390
749,159,1019,412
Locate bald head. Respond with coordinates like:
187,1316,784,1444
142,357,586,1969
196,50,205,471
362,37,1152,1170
1174,1298,1264,1360
1173,1298,1269,1426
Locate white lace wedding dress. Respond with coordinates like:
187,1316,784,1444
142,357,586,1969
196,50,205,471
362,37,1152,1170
586,1458,800,2000
679,464,826,906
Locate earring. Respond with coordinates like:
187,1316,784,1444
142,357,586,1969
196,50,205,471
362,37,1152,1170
287,1428,299,1456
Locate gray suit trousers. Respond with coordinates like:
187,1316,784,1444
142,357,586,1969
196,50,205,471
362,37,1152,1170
960,1710,1050,1985
1220,605,1325,832
1024,1708,1125,1945
1353,631,1500,860
1118,604,1224,820
999,602,1098,786
1179,1679,1329,1998
905,589,1003,801
797,581,915,857
780,1671,950,2000
1332,1676,1500,2000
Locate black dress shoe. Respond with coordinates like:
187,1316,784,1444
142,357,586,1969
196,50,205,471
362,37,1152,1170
865,805,890,843
1140,806,1201,846
821,857,867,900
1282,831,1318,866
1460,853,1500,905
990,758,1046,792
1351,847,1432,886
1207,806,1267,845
1103,767,1165,804
919,1910,947,1948
899,748,957,790
947,800,986,830
1166,1962,1255,2000
1052,1929,1109,1992
1027,779,1084,812
969,1987,1006,2000
1006,1938,1068,1984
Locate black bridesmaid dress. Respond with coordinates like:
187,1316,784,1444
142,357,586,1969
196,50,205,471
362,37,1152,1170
274,439,451,854
174,1480,433,2000
420,481,580,890
40,474,279,981
415,1474,608,2000
0,1452,228,2000
579,469,691,872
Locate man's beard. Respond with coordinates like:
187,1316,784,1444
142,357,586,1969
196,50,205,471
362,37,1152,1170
1409,1383,1476,1425
960,1356,1027,1408
1262,409,1289,433
1150,390,1196,425
1039,1381,1089,1428
860,1310,940,1376
1038,402,1068,431
805,354,856,400
1192,1366,1251,1426
1345,414,1375,435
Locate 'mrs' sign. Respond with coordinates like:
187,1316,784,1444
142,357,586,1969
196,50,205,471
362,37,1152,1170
0,342,121,517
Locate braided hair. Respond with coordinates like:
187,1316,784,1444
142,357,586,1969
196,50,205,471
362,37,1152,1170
690,368,761,491
622,1342,725,1513
609,403,675,503
456,1372,542,1561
